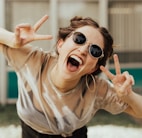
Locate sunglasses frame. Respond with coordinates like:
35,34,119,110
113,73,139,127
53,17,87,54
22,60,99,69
72,32,104,59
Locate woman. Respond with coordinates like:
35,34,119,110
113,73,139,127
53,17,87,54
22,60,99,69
0,15,142,138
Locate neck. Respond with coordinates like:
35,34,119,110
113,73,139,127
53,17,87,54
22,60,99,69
50,66,80,92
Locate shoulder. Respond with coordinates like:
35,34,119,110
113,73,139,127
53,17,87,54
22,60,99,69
95,76,111,98
3,45,55,71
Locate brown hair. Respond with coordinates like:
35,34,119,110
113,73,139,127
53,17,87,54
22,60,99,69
57,16,113,75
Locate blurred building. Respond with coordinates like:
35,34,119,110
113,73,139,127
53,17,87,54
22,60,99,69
0,0,142,104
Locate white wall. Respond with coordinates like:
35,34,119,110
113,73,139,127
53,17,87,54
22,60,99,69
0,0,7,105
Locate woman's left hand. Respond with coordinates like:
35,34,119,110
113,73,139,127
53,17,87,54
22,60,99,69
100,54,134,97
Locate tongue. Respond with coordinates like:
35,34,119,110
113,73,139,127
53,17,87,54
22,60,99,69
67,62,78,72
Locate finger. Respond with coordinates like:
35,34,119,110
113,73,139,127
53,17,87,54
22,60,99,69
34,34,53,41
16,23,32,29
113,54,121,75
17,23,32,30
14,26,21,46
120,72,133,92
130,75,135,85
124,71,135,85
100,65,115,80
33,15,49,32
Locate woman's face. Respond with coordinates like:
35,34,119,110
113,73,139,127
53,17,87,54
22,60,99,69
57,26,104,80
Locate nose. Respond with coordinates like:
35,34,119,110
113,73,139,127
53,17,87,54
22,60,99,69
77,44,89,56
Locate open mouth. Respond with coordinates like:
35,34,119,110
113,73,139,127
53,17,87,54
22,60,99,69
67,55,82,72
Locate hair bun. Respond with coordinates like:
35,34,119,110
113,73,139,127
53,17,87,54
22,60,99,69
70,16,83,22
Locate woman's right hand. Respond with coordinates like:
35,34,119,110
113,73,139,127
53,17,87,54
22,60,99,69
13,15,53,48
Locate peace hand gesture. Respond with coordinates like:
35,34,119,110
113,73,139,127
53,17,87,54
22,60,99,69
100,54,134,97
13,15,52,48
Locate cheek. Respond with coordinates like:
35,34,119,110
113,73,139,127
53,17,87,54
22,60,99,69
58,40,74,54
86,59,98,74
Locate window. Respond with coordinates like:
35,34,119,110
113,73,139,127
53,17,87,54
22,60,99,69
109,1,142,64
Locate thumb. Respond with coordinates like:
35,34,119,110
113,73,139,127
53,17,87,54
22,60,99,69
34,34,53,41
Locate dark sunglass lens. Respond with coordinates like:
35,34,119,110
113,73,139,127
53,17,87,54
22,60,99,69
73,32,86,44
90,45,103,58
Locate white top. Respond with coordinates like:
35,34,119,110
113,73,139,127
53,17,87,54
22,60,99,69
3,45,128,137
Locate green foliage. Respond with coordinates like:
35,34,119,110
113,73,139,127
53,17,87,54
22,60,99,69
87,110,141,128
0,105,141,128
0,104,20,126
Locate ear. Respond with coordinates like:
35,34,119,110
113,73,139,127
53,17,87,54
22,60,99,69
57,39,64,54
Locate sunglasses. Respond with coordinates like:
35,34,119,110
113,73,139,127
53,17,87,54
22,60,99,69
72,32,104,59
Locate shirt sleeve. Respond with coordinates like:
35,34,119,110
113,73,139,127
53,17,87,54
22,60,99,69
2,45,44,72
95,78,128,114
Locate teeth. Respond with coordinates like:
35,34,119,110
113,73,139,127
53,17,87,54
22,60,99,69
70,55,83,65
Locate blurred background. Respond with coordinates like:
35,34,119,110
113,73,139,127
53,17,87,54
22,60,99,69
0,0,142,127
